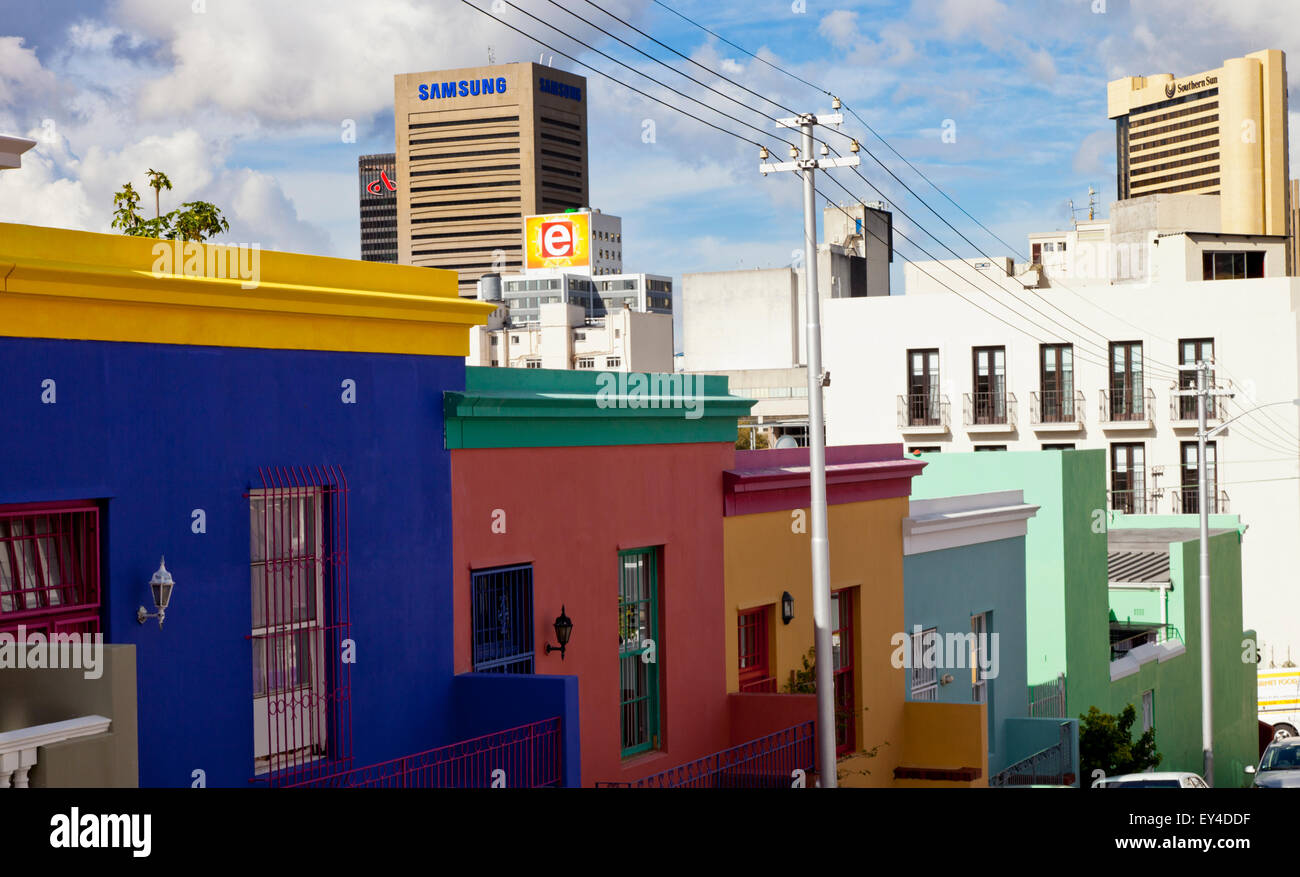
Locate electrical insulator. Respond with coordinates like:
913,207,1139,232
820,142,829,157
759,146,769,160
831,96,841,110
789,145,799,159
850,139,860,154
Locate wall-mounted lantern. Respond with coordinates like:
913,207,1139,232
545,605,573,660
781,591,795,625
137,557,175,628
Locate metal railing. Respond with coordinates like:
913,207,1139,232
1170,385,1222,421
595,721,814,788
1110,625,1182,661
1170,487,1229,515
1030,390,1084,425
1099,387,1155,423
1027,673,1066,719
1107,475,1150,515
990,721,1074,787
284,717,562,788
897,393,951,430
963,391,1017,428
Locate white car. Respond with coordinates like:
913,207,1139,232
1096,771,1209,788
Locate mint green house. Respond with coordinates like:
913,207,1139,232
910,449,1258,786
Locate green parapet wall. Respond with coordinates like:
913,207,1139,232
445,367,756,449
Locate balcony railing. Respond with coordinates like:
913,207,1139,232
1110,624,1182,661
990,721,1074,787
1031,390,1085,426
0,715,113,788
897,393,951,431
1107,473,1149,515
1027,673,1066,719
284,717,562,788
1099,387,1155,424
1170,385,1224,423
1170,488,1229,515
594,721,814,788
963,391,1017,429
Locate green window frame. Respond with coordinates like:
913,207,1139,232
618,547,660,757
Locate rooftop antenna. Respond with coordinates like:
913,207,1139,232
488,46,495,65
1068,186,1099,227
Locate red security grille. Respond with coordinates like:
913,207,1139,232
738,606,775,693
247,466,352,786
0,501,101,636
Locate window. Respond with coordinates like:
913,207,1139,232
605,357,621,368
250,487,330,775
907,348,940,425
1180,441,1218,513
1040,343,1074,422
737,606,774,692
1109,341,1144,421
511,335,520,343
972,346,1007,424
525,359,542,369
1141,689,1154,733
974,445,1007,451
0,501,101,635
1110,443,1146,514
576,357,595,369
1032,242,1042,264
472,564,534,673
970,612,989,703
1202,250,1264,280
619,548,660,756
1178,338,1215,420
910,627,938,701
908,446,941,455
1042,443,1076,450
831,589,855,755
1043,242,1055,253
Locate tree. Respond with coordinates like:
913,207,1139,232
110,170,230,242
735,426,770,450
1079,704,1162,785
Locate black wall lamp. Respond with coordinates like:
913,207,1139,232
781,591,795,625
545,605,573,659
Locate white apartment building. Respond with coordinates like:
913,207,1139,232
822,217,1300,664
467,300,672,372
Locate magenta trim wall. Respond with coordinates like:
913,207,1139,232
723,444,925,516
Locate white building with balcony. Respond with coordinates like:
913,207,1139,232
822,215,1300,664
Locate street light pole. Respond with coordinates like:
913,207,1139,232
760,112,859,787
1195,361,1213,787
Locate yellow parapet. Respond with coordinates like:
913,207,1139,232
0,222,497,356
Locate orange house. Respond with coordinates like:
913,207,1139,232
722,444,988,787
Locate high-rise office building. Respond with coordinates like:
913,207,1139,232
358,153,398,263
394,63,589,297
1108,49,1290,237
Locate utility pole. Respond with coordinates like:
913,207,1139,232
1177,360,1232,786
760,107,859,787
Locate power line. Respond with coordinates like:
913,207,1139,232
646,0,1300,445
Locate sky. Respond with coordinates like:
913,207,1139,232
1,0,1297,293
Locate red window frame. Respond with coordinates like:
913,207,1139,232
831,588,855,756
737,606,774,693
0,500,101,636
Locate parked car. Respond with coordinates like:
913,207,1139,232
1246,735,1300,788
1097,772,1208,788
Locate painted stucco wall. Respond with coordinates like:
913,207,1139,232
903,537,1029,775
451,441,735,786
724,497,910,786
0,337,469,787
